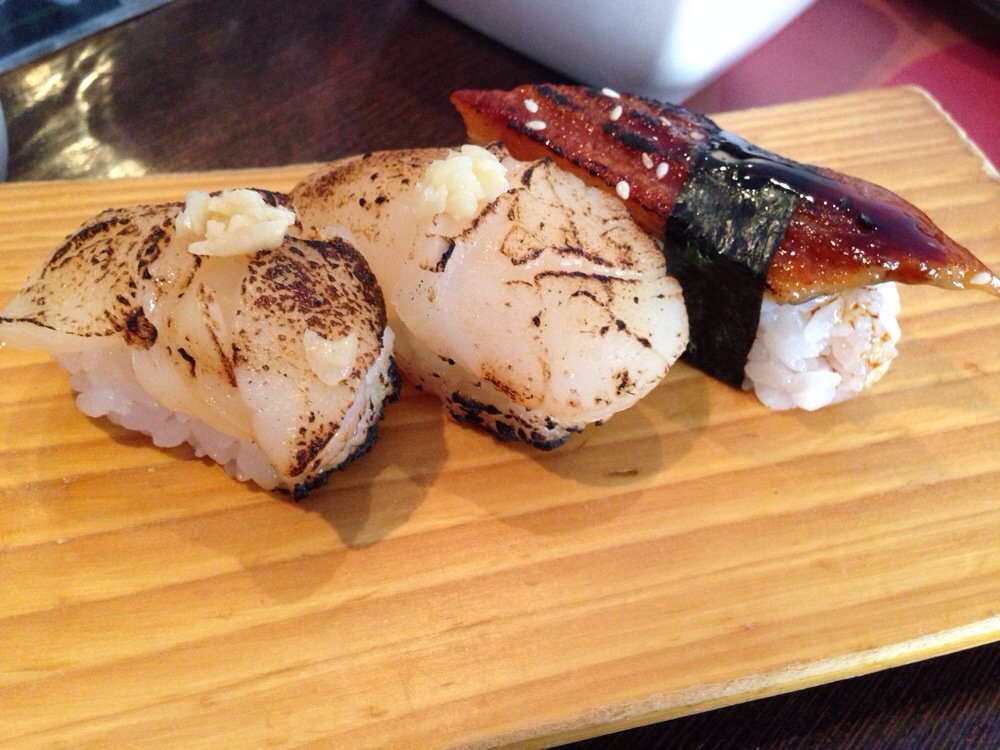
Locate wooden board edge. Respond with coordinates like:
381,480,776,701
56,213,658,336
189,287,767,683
901,86,999,180
503,614,1000,749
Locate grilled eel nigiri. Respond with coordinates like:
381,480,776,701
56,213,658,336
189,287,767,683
450,84,1000,392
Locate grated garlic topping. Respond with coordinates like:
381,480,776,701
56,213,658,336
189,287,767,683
177,189,296,256
417,145,509,221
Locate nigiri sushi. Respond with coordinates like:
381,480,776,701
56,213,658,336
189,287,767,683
451,84,1000,410
292,144,689,447
0,188,398,497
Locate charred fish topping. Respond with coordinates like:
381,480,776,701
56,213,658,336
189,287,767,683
124,306,157,348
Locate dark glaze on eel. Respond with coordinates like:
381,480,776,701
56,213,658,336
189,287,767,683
451,84,1000,304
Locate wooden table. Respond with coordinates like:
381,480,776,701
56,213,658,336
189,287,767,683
1,1,998,747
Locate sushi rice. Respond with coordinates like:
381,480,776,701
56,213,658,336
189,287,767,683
744,283,901,411
58,331,396,491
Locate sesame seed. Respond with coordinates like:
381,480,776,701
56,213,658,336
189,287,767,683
655,162,669,179
524,98,539,113
641,153,654,169
615,180,630,200
969,271,993,286
659,116,670,126
525,120,547,131
690,130,705,141
601,87,621,99
609,104,623,121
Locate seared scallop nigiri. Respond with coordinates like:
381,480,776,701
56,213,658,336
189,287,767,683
0,189,398,497
293,144,688,447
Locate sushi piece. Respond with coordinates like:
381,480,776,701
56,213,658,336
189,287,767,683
292,144,688,447
451,84,1000,409
0,188,398,497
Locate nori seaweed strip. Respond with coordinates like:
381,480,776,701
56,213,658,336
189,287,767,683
664,145,800,386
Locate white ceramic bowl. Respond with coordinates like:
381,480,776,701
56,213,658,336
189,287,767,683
427,0,815,102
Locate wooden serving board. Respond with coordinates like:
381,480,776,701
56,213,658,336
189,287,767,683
1,87,998,749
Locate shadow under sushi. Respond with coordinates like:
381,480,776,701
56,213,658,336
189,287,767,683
462,368,711,537
296,388,449,550
78,384,446,561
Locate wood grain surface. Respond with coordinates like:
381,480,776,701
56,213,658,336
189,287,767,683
1,87,998,749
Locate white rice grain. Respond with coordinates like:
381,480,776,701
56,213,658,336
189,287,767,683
743,283,901,411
